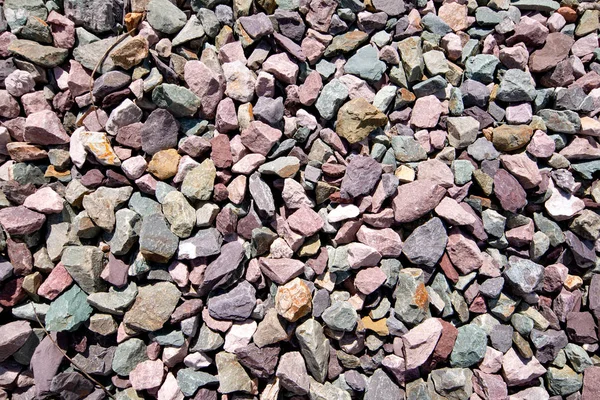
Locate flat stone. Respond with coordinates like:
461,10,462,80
336,98,387,144
45,285,93,332
124,282,181,332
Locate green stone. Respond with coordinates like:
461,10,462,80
464,54,500,84
450,324,487,367
321,301,358,332
177,368,219,397
112,338,148,376
181,159,216,202
546,366,582,396
152,84,201,117
563,343,593,373
45,285,93,332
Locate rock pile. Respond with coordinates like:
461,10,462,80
0,0,600,399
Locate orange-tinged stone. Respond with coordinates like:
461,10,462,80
147,149,181,180
275,278,312,322
361,316,389,336
557,7,577,23
125,12,144,34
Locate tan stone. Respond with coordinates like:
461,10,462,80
492,125,534,152
360,316,389,336
438,2,469,32
336,98,387,144
110,36,149,70
147,149,181,180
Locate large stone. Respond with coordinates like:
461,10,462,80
139,213,179,263
403,217,448,267
208,281,256,321
61,246,105,294
336,98,387,144
45,285,93,332
0,321,31,362
8,39,68,68
124,282,181,332
393,180,446,223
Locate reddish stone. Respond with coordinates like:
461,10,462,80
439,253,459,283
101,254,129,288
423,320,458,372
493,169,527,213
210,135,233,169
583,366,600,400
171,299,203,324
0,278,26,307
0,206,46,235
287,206,324,237
393,180,446,223
529,33,574,73
7,238,32,276
446,228,484,274
566,312,598,344
240,121,282,156
38,263,73,301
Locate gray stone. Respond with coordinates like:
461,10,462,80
296,319,329,383
64,0,119,33
124,282,181,332
504,256,544,296
61,246,106,294
181,160,216,202
87,283,138,316
365,369,404,400
109,209,140,256
465,54,500,84
199,241,244,293
496,69,537,102
276,351,310,395
146,0,187,34
141,109,179,155
162,191,196,238
176,369,218,396
172,15,205,47
403,217,448,267
344,45,387,82
322,301,358,332
178,228,223,260
139,213,179,263
315,79,349,120
538,109,581,134
112,338,148,376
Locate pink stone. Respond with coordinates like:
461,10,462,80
402,318,443,370
210,135,233,170
434,197,476,226
240,121,282,156
0,90,20,119
287,206,324,237
224,320,257,353
67,60,91,97
417,159,454,188
473,370,508,400
5,70,35,97
23,187,64,214
301,36,326,65
218,41,247,64
410,95,443,129
21,91,51,116
136,174,158,195
505,220,534,247
101,254,129,288
47,11,76,49
298,70,323,106
393,180,447,223
505,103,532,124
347,243,382,269
184,60,224,119
572,33,599,58
543,263,568,293
262,53,299,85
259,257,305,284
202,307,232,333
232,154,265,175
430,130,447,150
255,71,275,98
215,98,238,134
24,110,70,145
157,372,184,400
583,366,600,400
501,348,546,386
168,262,189,288
446,228,484,274
354,266,387,295
339,74,375,102
0,31,16,58
479,346,503,374
548,13,566,32
527,130,555,158
130,359,165,391
162,340,189,368
0,321,32,362
356,225,402,257
0,206,46,236
544,185,585,221
38,264,73,301
499,45,529,70
121,155,147,180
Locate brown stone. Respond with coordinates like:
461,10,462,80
275,278,312,322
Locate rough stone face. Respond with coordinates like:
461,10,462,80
336,98,387,144
393,180,446,223
124,282,181,333
402,217,448,267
